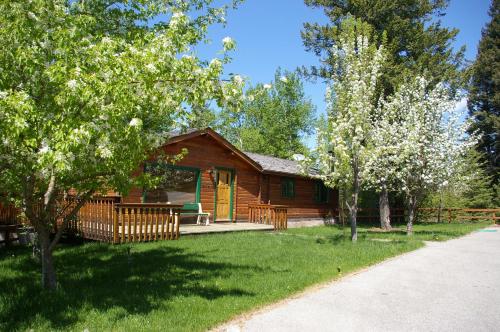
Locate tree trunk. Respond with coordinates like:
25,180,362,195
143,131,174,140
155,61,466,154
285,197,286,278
379,185,391,230
349,202,358,242
406,195,417,236
437,192,443,223
38,227,57,289
349,164,360,242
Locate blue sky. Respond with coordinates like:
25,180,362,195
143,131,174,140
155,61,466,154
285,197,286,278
196,0,492,143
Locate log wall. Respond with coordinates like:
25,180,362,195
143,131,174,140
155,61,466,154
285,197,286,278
121,134,338,221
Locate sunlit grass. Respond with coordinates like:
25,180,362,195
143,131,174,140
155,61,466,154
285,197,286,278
0,221,490,331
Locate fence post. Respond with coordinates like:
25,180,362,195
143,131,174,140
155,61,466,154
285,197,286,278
175,210,180,239
113,204,119,244
448,208,452,223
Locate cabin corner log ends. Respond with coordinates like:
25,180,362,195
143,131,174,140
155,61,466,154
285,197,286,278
248,204,288,230
66,199,182,244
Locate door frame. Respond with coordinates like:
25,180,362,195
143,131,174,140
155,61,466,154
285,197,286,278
213,167,235,222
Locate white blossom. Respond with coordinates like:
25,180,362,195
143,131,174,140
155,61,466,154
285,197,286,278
169,12,188,28
145,63,157,73
232,75,243,85
222,36,235,51
263,84,272,89
129,118,143,128
67,79,78,90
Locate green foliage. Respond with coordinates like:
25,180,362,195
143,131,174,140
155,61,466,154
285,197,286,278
421,149,496,208
0,0,243,287
219,68,316,159
0,0,241,205
186,103,218,129
302,0,465,93
467,0,500,185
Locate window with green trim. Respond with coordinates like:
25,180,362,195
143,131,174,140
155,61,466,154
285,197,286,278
143,163,200,204
281,178,295,198
314,181,329,203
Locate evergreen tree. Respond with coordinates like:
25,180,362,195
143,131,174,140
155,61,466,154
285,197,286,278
422,149,495,209
467,0,500,185
302,0,465,94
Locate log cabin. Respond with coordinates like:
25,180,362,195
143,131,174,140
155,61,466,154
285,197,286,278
118,128,338,225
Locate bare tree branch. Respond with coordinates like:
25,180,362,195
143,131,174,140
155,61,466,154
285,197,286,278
49,190,94,253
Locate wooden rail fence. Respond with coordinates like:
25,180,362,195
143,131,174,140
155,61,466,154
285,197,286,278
248,204,287,230
334,207,500,224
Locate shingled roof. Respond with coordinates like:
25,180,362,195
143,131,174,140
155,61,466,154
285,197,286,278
167,128,315,177
243,152,316,177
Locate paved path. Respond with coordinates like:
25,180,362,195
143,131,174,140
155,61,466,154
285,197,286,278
220,226,500,332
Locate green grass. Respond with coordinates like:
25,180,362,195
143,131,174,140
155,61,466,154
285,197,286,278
0,221,491,331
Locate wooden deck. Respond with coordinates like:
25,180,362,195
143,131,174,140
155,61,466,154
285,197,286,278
180,222,274,235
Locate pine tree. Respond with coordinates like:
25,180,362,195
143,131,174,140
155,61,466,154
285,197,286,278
467,0,500,185
302,0,465,94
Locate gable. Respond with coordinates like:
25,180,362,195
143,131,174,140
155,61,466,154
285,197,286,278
165,128,262,172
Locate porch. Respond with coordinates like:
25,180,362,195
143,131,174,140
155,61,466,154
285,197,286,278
0,198,287,245
181,222,274,235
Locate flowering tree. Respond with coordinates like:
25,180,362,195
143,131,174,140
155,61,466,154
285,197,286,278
304,18,384,241
369,77,474,234
0,0,242,289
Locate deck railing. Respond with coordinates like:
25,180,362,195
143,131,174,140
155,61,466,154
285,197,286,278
68,197,118,242
114,203,182,243
0,203,19,225
65,199,182,243
248,204,287,230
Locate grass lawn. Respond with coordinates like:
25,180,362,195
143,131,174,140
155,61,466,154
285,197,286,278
0,221,491,331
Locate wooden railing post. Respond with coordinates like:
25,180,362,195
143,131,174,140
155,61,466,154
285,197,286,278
448,208,452,223
175,209,180,239
248,204,288,231
113,203,119,244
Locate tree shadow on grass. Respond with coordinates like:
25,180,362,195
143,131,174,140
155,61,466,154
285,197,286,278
0,243,259,331
364,223,472,240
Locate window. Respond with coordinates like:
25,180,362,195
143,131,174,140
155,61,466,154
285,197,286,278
314,181,329,203
143,163,200,204
281,178,295,198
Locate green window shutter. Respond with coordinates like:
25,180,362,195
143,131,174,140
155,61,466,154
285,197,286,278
315,181,328,203
281,178,295,198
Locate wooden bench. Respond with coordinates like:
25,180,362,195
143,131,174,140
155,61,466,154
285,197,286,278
180,203,210,225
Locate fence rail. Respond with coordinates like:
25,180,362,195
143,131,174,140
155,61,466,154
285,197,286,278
114,203,182,243
0,202,20,225
248,204,287,230
66,200,182,243
334,207,500,224
0,197,182,244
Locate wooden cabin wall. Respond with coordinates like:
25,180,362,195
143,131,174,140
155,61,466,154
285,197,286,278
265,174,338,220
122,134,261,221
